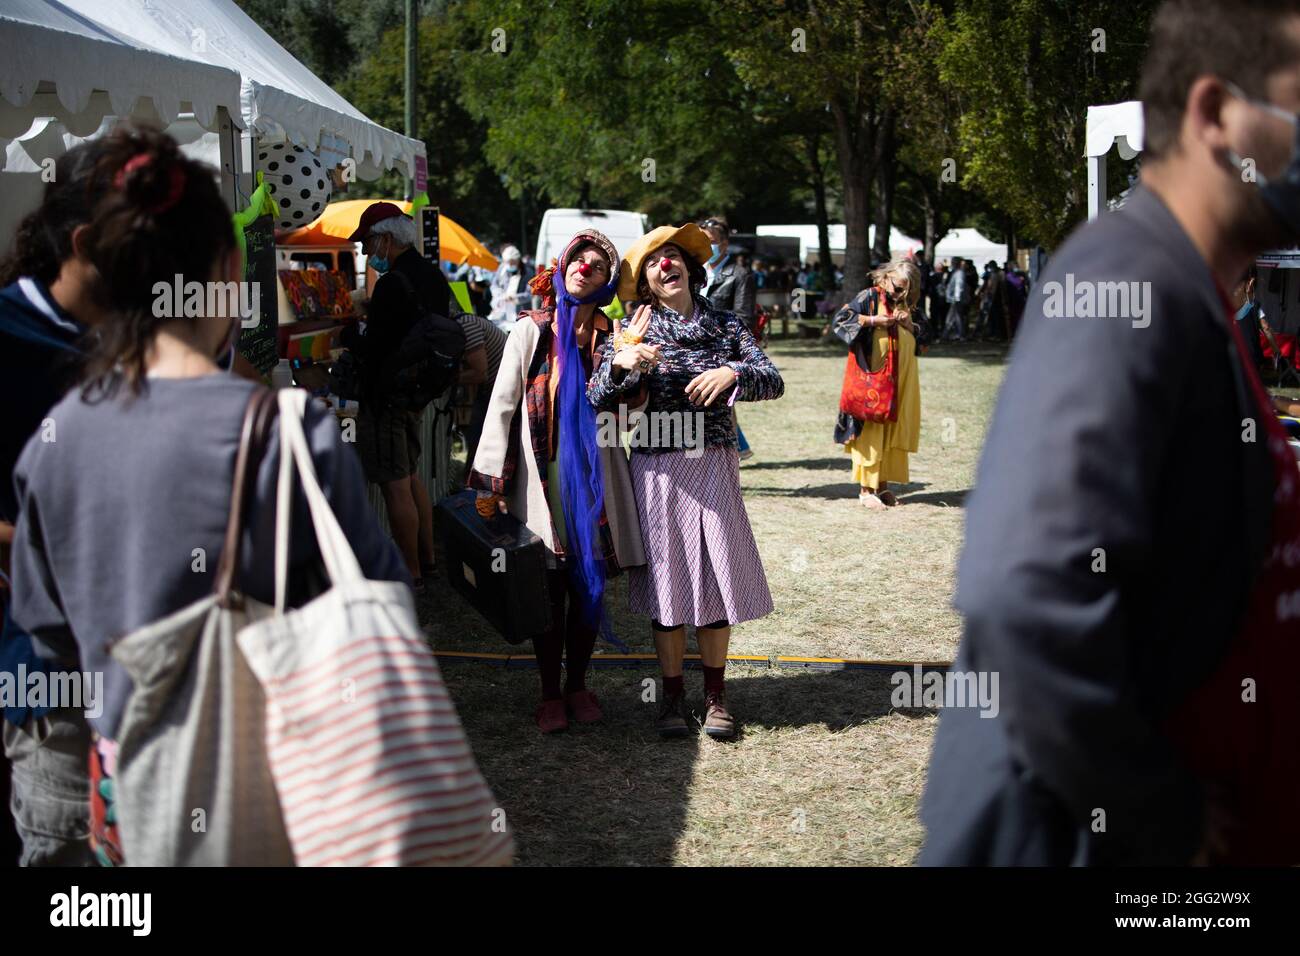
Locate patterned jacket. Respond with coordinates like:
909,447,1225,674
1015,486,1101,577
587,294,784,452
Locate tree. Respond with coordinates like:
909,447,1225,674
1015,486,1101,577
936,0,1159,248
728,0,924,290
341,8,519,246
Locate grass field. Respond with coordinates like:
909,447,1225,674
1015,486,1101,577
418,334,1010,866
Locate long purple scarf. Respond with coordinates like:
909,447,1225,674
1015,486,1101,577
552,265,616,628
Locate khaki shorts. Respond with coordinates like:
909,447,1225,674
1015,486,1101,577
355,404,423,485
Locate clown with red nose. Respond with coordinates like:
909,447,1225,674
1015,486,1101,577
586,223,785,742
467,229,649,736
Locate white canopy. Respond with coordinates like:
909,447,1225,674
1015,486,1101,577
1085,101,1145,219
934,228,1008,267
1086,101,1144,161
57,0,424,179
756,224,922,264
0,0,244,138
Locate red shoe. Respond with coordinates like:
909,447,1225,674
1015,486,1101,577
565,689,603,724
535,699,569,734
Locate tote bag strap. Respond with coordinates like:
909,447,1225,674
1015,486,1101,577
215,386,279,609
275,388,365,612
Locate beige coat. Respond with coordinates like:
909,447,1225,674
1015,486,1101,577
468,310,646,569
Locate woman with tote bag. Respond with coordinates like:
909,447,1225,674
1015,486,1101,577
8,123,510,866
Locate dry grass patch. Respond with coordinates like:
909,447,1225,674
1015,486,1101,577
422,335,1008,866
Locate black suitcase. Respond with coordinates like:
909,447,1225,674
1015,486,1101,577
435,489,551,644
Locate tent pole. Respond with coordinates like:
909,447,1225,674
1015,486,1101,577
1087,151,1107,220
216,106,242,213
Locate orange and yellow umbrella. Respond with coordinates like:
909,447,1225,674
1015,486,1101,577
280,199,499,270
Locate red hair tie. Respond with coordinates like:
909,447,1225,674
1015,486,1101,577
114,153,186,214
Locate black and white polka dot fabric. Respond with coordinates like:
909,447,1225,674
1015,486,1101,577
256,142,333,230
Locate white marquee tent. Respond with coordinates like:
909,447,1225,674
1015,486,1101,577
1085,100,1145,219
0,0,426,244
757,224,922,265
757,222,1007,268
934,228,1008,267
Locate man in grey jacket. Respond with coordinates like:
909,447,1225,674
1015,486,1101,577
921,0,1300,865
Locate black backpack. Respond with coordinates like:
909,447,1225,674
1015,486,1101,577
381,270,466,412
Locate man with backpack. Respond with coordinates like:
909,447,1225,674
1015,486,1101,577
344,203,462,589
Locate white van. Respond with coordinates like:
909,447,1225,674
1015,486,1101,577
534,208,650,272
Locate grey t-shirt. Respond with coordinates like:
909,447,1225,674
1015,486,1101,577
9,374,410,738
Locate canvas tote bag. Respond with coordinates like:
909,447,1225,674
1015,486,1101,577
110,387,294,866
236,388,512,866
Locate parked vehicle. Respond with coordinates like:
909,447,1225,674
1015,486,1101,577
534,208,649,275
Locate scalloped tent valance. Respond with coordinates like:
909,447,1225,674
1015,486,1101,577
55,0,425,178
0,0,244,139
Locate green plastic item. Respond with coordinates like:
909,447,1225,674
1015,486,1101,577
232,171,276,266
449,280,473,314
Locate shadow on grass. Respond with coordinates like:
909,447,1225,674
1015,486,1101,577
920,342,1010,365
435,658,933,866
740,456,849,472
899,487,970,507
745,480,937,501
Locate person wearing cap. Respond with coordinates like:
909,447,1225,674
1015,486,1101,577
588,223,784,741
468,231,646,734
342,201,453,588
488,244,530,330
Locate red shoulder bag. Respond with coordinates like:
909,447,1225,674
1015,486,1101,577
838,291,898,423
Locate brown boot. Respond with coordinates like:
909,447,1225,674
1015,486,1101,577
655,691,690,738
702,690,736,740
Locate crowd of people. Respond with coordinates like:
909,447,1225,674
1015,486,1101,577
4,0,1300,870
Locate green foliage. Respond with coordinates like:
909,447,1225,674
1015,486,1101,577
452,0,810,228
937,0,1158,246
234,0,1166,257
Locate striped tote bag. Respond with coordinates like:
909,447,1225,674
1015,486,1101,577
237,388,513,866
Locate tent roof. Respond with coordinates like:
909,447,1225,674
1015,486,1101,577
0,0,244,137
756,224,921,257
1086,101,1144,160
934,228,1008,264
54,0,424,177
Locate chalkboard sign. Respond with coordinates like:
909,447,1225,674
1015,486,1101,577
421,205,440,264
238,212,280,375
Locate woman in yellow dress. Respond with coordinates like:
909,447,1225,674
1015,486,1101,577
831,256,922,509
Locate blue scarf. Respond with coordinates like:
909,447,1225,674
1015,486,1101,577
552,264,616,631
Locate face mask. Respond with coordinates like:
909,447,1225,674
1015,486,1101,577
368,237,391,274
507,264,519,274
1224,81,1300,238
707,243,724,266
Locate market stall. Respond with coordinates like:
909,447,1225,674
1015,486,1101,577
1,0,442,532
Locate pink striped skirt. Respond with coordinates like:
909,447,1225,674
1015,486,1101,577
628,445,774,627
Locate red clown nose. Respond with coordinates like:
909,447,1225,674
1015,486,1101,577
577,261,592,277
659,257,672,271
